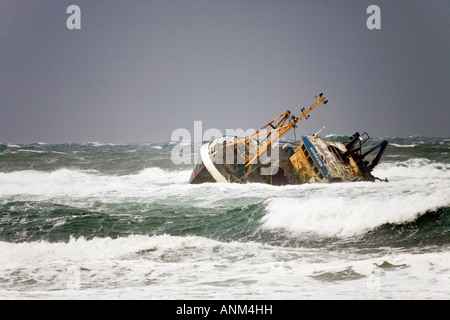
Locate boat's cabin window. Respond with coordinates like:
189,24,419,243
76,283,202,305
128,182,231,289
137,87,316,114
302,144,310,159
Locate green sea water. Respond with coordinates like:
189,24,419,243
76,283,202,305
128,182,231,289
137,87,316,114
0,136,449,299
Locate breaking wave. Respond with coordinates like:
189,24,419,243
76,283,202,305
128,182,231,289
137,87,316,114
262,158,450,238
0,168,191,197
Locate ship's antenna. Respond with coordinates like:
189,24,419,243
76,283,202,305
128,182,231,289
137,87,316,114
313,126,326,137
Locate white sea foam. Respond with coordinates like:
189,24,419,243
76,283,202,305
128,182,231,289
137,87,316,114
0,234,448,299
0,168,192,198
390,143,416,148
261,160,450,237
17,149,46,154
373,158,450,182
262,184,449,237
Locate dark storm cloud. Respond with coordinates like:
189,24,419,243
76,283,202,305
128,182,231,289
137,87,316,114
0,0,449,143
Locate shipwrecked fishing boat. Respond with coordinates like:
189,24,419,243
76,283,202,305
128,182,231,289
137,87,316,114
189,93,388,185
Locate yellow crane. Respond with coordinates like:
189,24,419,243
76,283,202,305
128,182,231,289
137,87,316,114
219,93,328,168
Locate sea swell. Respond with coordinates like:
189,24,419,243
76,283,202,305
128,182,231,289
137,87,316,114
0,164,448,248
0,138,449,299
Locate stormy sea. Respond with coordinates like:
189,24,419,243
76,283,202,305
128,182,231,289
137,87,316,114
0,135,449,300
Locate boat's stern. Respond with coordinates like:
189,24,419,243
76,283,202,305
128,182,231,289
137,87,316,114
289,133,388,183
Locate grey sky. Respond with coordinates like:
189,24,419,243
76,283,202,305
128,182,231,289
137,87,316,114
1,0,449,143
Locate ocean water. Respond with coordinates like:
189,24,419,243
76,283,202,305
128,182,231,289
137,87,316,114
0,136,449,299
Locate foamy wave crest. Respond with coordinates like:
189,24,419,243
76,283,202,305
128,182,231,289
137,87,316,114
0,168,191,197
0,234,215,264
390,143,416,148
262,181,450,238
373,159,449,181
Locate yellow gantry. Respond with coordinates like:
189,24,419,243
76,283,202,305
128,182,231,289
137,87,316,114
219,93,328,168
